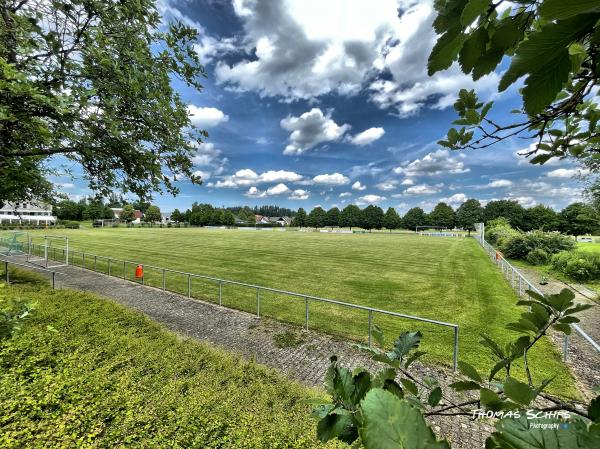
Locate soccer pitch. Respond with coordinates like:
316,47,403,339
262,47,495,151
24,227,576,395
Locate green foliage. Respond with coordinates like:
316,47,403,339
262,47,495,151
293,208,308,227
430,1,600,168
383,207,402,231
143,205,162,223
526,248,550,266
551,250,600,281
456,198,484,233
120,204,136,223
559,203,600,237
273,330,305,348
0,284,337,448
485,218,520,246
525,205,560,232
325,207,340,228
402,207,427,230
428,202,456,229
0,284,36,340
1,0,206,205
339,205,361,229
485,201,526,229
308,207,327,229
360,205,384,231
311,287,597,448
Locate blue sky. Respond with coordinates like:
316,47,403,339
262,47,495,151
54,0,588,214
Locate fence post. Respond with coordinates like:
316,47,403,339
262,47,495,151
141,265,144,285
108,258,112,276
305,297,309,331
82,253,85,269
94,255,97,272
123,260,126,279
368,310,373,347
518,276,522,297
453,326,459,372
188,274,191,298
563,335,569,362
4,261,8,284
52,272,55,289
218,281,222,305
162,269,166,291
256,288,260,317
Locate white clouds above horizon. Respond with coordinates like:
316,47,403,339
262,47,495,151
487,179,513,188
403,183,442,195
349,127,385,146
213,169,303,188
313,172,350,185
546,168,590,178
245,183,291,198
187,105,229,128
394,149,469,177
356,194,386,205
289,189,310,200
281,108,350,155
352,181,366,191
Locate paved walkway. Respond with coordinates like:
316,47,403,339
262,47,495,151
516,266,600,399
7,256,492,448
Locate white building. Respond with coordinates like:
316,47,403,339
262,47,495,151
0,202,56,225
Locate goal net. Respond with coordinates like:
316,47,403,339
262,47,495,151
27,235,69,268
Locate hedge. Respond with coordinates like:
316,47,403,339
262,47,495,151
0,282,341,449
550,251,600,282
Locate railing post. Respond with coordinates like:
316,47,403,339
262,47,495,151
256,288,260,317
218,281,222,305
82,253,85,269
123,260,126,279
108,258,111,276
518,275,522,297
305,297,309,331
141,265,144,285
94,255,97,272
52,272,55,289
368,310,373,347
563,334,569,362
4,261,8,284
162,268,166,291
188,274,191,298
453,326,459,372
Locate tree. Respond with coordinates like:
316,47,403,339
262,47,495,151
325,207,340,228
428,202,456,229
382,207,402,232
0,0,206,207
222,210,236,227
484,200,526,229
455,199,484,235
144,205,162,223
54,200,85,221
307,207,327,229
359,205,384,232
170,209,184,223
401,207,427,231
430,2,600,171
339,205,361,229
82,198,112,221
559,202,599,237
120,204,136,223
292,208,307,227
525,205,560,231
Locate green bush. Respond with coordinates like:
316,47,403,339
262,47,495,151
500,230,576,261
485,218,519,246
0,285,338,449
550,251,600,282
526,248,550,265
501,234,531,259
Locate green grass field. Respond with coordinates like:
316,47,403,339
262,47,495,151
0,280,339,448
18,228,576,396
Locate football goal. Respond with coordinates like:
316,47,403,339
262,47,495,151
27,235,69,268
0,231,28,256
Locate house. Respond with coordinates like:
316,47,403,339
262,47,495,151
0,202,56,225
255,215,271,224
268,216,292,226
110,207,123,218
161,212,171,223
110,207,143,224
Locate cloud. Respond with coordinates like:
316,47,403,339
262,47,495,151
546,168,589,178
440,193,467,208
245,183,291,198
190,142,228,178
313,172,350,185
192,170,211,181
281,108,350,155
56,182,75,189
289,189,310,200
352,181,366,190
375,180,398,191
214,169,303,188
487,179,513,188
401,178,414,186
403,183,442,195
349,127,385,146
357,194,386,205
187,105,229,128
394,149,469,177
339,192,352,198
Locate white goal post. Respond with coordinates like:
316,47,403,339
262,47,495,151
27,235,69,268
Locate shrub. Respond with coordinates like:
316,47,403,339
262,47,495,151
526,248,550,265
551,251,600,281
485,219,519,246
501,234,532,259
500,230,576,261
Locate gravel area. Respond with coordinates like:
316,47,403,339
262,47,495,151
6,256,495,448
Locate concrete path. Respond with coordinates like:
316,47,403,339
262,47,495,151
5,255,493,448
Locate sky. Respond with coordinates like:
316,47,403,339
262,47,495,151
54,0,589,214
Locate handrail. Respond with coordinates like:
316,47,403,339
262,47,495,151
27,242,460,370
1,258,59,289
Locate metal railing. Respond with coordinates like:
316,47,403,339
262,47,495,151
2,259,60,289
476,234,600,361
25,242,460,371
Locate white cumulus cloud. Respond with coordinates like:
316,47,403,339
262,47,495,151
546,168,589,178
313,173,350,185
394,149,469,177
187,105,229,128
356,194,386,205
289,189,310,200
281,108,350,155
403,183,442,195
349,127,385,146
352,181,366,190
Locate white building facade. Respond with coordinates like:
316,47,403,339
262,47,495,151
0,202,56,225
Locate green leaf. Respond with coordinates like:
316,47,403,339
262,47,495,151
480,333,506,360
480,388,504,411
540,0,600,20
428,29,465,76
372,324,385,347
316,412,357,444
458,361,483,383
404,350,426,369
459,27,489,74
383,379,404,400
450,380,482,391
359,389,450,449
521,49,571,115
400,378,419,396
506,318,539,334
460,0,488,26
503,377,536,406
428,387,443,407
553,323,572,335
563,303,593,315
392,331,423,360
